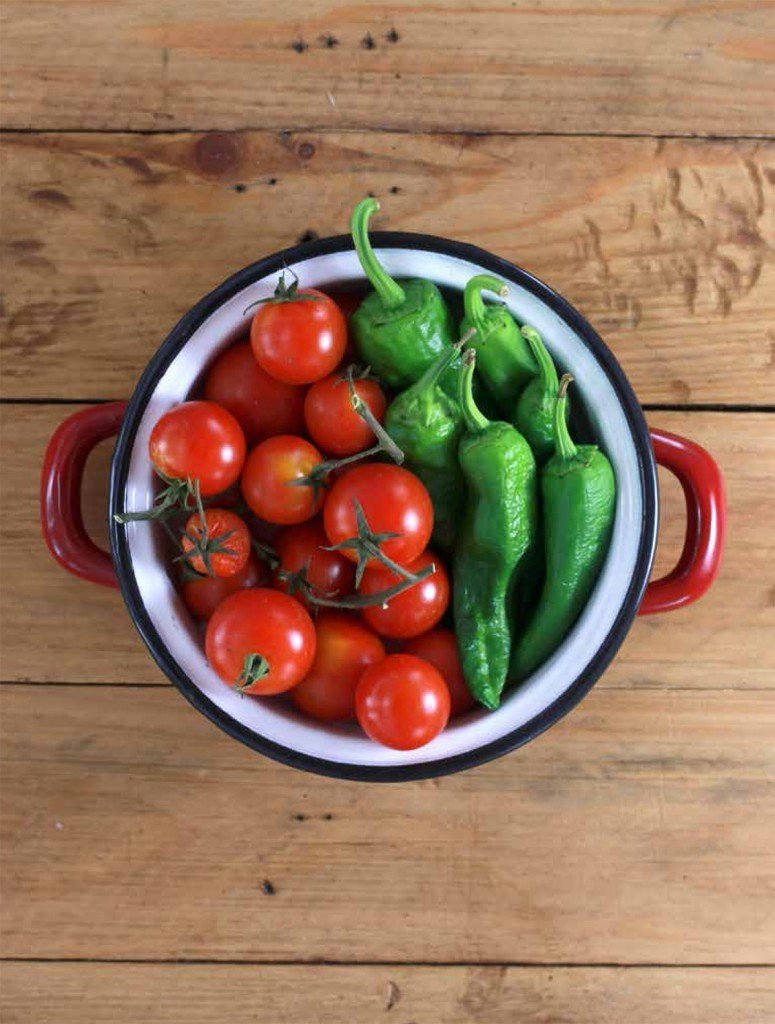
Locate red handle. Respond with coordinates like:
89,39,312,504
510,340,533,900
639,427,726,615
40,402,127,588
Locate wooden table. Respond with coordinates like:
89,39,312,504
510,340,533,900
2,4,774,1021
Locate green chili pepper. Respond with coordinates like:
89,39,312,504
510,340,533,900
513,325,568,466
454,349,538,710
510,375,616,683
350,198,456,390
459,275,536,414
384,338,469,552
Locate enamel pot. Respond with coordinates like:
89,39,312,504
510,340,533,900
41,234,726,781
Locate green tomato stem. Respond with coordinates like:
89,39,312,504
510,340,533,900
350,198,406,310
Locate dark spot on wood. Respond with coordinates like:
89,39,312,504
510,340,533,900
319,33,339,48
386,27,400,43
9,239,43,253
293,813,308,821
322,812,333,820
390,185,401,194
30,189,71,209
231,183,248,193
291,38,308,53
267,177,278,186
297,141,316,160
116,155,167,185
297,229,319,244
395,72,402,79
6,300,97,358
767,584,775,607
194,131,244,177
278,130,293,150
361,32,376,49
261,879,276,895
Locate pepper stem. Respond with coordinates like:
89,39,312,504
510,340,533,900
521,325,557,390
350,198,406,310
463,274,508,335
554,374,577,462
458,348,489,433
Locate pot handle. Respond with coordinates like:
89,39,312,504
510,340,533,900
40,402,127,589
638,427,725,616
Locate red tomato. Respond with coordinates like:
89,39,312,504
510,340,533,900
250,286,347,385
404,628,476,717
355,654,450,750
149,401,246,497
359,550,449,639
274,520,355,606
291,612,385,722
180,509,251,578
241,435,325,525
205,589,315,695
204,341,306,445
304,373,386,457
323,464,433,569
181,554,268,620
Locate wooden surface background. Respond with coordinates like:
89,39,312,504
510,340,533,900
2,3,774,1022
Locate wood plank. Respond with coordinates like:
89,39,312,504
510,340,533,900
2,404,772,688
2,132,773,403
1,684,773,962
2,964,773,1024
2,1,774,135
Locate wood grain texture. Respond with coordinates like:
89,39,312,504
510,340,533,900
2,1,774,134
2,963,774,1024
3,404,772,687
2,683,774,962
3,134,769,405
2,132,773,403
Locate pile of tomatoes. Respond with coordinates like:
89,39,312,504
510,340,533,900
129,278,474,751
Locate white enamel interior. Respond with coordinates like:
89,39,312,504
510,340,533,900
122,248,644,767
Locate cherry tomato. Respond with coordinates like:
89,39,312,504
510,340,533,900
359,550,449,639
274,520,355,606
181,554,268,620
205,589,316,695
355,654,450,750
149,401,246,497
304,373,386,457
323,464,433,569
180,509,251,578
250,286,347,385
241,435,325,525
204,341,306,445
291,612,385,722
404,628,476,717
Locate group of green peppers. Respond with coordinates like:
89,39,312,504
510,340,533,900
348,198,616,710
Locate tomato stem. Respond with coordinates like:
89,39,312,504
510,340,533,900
305,562,435,610
322,498,417,588
242,269,322,315
235,652,271,694
345,365,404,464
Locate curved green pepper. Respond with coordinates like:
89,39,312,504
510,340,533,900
459,275,536,414
513,325,567,467
384,342,466,553
454,349,538,710
510,375,616,682
350,198,455,390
